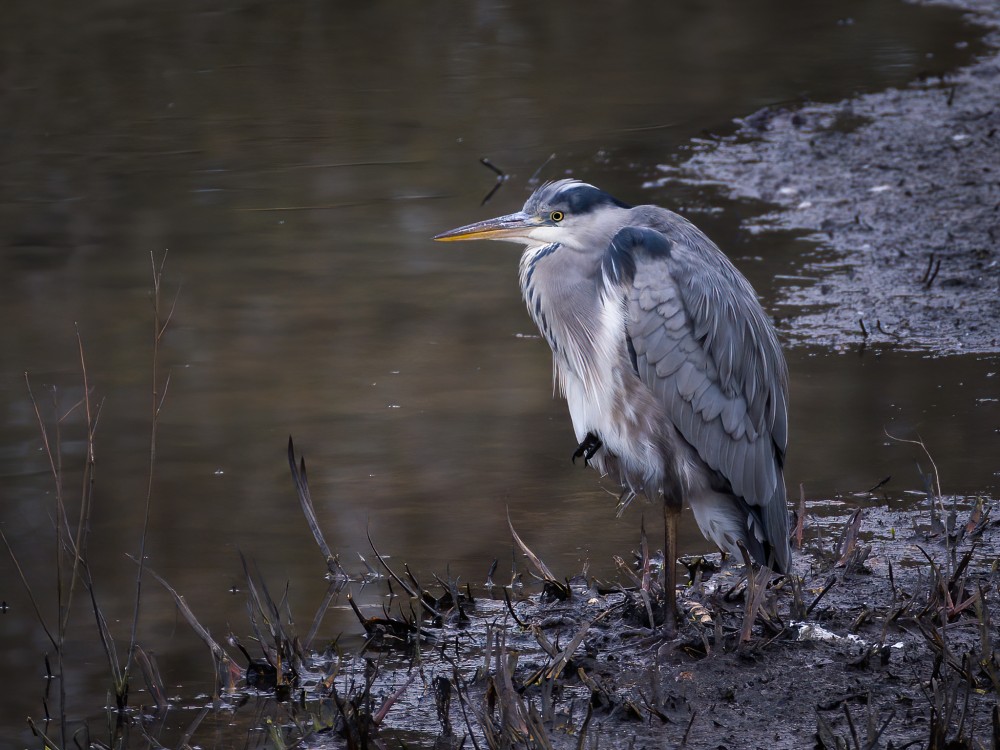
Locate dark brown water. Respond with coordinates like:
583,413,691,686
1,0,997,744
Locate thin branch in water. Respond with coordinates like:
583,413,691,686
85,570,124,701
66,327,98,634
480,157,504,178
125,251,177,694
479,157,508,206
806,575,837,617
865,475,892,494
884,429,944,511
155,370,172,418
24,372,59,485
156,265,182,343
0,528,57,650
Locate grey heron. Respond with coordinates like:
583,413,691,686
435,179,790,634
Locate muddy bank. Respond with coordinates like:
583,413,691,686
661,0,1000,355
63,465,1000,750
278,495,998,750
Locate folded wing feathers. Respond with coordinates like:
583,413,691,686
616,224,786,513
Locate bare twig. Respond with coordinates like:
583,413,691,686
681,709,698,746
0,528,56,649
806,576,838,617
71,331,125,709
124,251,176,698
865,476,892,494
884,431,944,513
69,328,100,617
479,158,508,206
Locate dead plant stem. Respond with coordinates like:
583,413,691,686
125,251,175,698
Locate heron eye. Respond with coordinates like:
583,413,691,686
550,211,564,222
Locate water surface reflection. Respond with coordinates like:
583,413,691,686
0,0,995,743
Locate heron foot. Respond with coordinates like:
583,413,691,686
571,432,603,465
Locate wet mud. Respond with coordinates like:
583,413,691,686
663,0,1000,355
273,493,998,750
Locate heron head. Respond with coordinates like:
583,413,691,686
434,179,631,251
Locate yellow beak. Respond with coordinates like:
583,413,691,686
433,211,537,242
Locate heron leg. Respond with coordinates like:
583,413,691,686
571,432,603,466
662,499,680,638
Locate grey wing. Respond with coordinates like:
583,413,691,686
604,224,790,571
